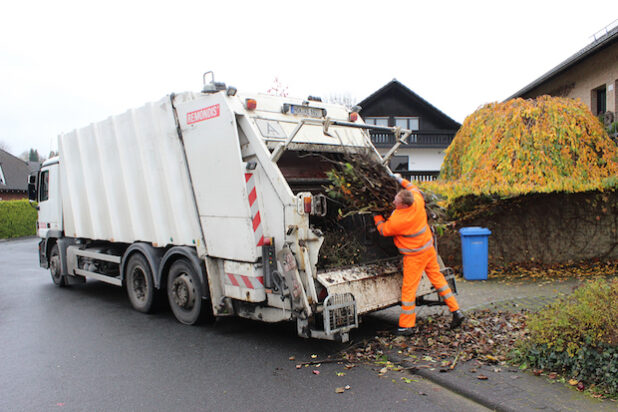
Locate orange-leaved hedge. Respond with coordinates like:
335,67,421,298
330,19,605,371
425,96,618,206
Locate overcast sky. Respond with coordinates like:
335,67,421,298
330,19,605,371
1,1,616,157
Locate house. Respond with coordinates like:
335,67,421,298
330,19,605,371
0,149,31,200
358,79,460,181
508,20,618,124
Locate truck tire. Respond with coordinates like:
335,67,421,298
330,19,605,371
49,243,66,287
167,259,211,325
126,253,157,313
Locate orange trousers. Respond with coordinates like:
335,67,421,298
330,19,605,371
399,246,459,328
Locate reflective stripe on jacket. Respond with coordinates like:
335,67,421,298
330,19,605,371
374,178,433,255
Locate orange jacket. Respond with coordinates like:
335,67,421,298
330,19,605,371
374,178,433,255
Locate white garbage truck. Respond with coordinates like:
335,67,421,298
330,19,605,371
31,73,456,341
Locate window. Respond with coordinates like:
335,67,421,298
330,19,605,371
597,87,607,115
394,117,419,130
39,170,49,202
389,155,408,172
364,117,389,127
0,164,5,185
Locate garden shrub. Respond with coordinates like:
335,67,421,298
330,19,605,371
517,278,618,397
0,199,38,238
425,96,618,208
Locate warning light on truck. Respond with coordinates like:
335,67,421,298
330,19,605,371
245,98,257,110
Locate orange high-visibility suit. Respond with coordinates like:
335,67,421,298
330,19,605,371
374,178,459,328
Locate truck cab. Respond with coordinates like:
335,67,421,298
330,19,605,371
34,158,62,239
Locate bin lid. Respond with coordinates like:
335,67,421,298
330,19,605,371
459,226,491,236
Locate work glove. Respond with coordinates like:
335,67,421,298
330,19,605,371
386,169,403,183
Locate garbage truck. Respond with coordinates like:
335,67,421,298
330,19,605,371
30,73,456,342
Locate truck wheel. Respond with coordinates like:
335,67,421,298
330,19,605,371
49,243,66,287
167,259,211,325
126,253,157,313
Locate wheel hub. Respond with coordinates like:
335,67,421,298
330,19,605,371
171,273,196,309
131,268,147,301
50,255,60,278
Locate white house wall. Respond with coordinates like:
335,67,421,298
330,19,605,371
378,147,446,171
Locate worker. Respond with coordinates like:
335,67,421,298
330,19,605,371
374,174,464,336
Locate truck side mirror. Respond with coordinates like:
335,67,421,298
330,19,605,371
28,174,37,202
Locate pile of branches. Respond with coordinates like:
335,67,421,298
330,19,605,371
324,151,400,217
318,227,367,269
324,151,449,224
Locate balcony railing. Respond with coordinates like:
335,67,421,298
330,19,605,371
399,170,440,182
370,130,456,148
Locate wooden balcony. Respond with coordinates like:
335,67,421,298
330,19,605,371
370,130,456,148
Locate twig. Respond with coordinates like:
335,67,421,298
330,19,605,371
297,359,345,366
450,350,461,370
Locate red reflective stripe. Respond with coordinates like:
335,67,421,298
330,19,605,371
228,273,240,287
257,236,265,246
241,275,253,289
245,173,252,182
257,276,264,285
248,187,257,206
252,212,261,231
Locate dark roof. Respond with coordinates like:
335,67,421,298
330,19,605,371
358,79,461,129
0,149,30,192
508,23,618,100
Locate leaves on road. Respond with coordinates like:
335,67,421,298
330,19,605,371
341,310,529,372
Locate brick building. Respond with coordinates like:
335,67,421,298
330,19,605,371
509,21,618,124
358,79,460,181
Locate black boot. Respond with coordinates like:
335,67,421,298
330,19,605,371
450,310,465,329
394,327,416,336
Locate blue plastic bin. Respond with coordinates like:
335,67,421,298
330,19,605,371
459,227,491,280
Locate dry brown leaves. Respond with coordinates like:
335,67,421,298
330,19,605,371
342,310,529,371
487,259,618,283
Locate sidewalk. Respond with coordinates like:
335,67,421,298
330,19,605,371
372,276,617,412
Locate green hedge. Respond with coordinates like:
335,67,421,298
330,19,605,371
515,278,618,397
0,199,38,238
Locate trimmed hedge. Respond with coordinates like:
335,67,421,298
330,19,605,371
0,199,38,238
426,96,618,207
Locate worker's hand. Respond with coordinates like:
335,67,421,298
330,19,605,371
373,214,384,224
387,169,403,183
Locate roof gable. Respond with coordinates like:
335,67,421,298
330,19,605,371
0,149,30,192
359,79,460,129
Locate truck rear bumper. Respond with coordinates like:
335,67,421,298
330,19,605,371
317,259,450,314
317,260,404,314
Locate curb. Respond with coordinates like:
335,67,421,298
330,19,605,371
0,236,38,243
411,367,517,412
388,350,517,412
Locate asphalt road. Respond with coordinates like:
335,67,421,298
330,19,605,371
0,238,487,412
